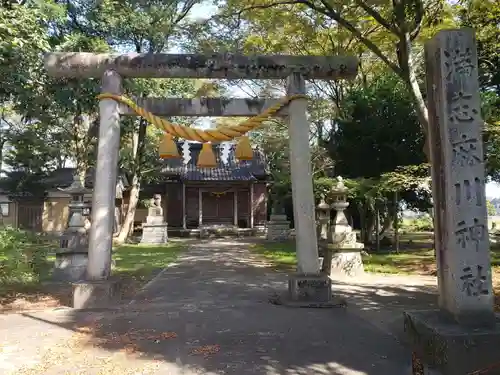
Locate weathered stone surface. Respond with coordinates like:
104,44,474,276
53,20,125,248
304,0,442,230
287,73,320,274
120,97,289,117
140,224,168,244
44,52,358,80
72,279,120,309
87,70,121,280
53,251,87,282
424,28,495,326
266,215,291,241
404,310,500,375
287,273,332,304
53,175,91,282
330,249,364,277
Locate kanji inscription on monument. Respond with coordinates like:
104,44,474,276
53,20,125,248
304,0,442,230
426,28,495,324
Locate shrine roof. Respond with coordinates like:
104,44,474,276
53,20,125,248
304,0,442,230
161,142,270,181
41,168,129,189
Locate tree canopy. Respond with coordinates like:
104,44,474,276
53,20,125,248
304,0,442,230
1,0,499,242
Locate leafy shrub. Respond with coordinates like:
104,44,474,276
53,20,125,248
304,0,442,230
0,227,56,287
401,216,434,232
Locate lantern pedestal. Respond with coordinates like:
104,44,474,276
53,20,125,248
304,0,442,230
320,243,364,278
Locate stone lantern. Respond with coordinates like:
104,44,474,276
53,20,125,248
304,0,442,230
53,175,92,282
316,197,331,241
328,176,364,277
330,177,350,242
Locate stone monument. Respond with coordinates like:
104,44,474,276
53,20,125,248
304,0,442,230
53,175,91,282
404,29,500,375
266,200,291,241
140,194,168,244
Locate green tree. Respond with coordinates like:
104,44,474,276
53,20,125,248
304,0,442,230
457,0,500,93
332,74,426,178
215,0,456,158
62,0,203,242
487,200,497,216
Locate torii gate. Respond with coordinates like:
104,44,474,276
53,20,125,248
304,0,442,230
44,52,358,307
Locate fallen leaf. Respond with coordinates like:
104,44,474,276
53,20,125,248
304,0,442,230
190,344,221,357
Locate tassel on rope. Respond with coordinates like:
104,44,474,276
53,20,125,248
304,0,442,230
235,136,253,160
159,133,180,159
197,143,217,168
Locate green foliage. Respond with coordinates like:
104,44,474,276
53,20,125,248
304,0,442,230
0,1,64,103
332,74,426,179
487,200,497,216
401,216,434,232
0,227,56,290
457,0,500,92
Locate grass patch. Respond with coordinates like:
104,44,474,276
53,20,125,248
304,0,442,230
0,228,186,311
113,241,183,280
250,236,500,311
363,250,437,275
112,241,185,299
249,241,296,271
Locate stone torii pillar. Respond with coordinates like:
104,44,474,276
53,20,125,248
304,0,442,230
44,52,358,308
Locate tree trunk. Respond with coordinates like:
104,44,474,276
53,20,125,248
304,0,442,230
115,118,147,244
360,204,375,245
393,191,400,254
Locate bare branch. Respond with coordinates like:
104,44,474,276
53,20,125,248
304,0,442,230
234,0,403,76
312,0,403,76
353,0,399,35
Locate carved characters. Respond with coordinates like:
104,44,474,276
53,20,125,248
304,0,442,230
449,91,479,124
460,265,489,297
455,218,485,251
449,129,481,167
454,178,483,206
444,48,474,80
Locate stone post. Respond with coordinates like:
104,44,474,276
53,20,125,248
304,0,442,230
72,70,121,309
404,29,500,375
286,73,320,274
86,69,122,281
283,74,334,307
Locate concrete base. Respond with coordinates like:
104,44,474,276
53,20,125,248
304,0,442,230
330,249,364,277
404,310,500,375
53,252,88,282
72,279,120,309
268,273,346,308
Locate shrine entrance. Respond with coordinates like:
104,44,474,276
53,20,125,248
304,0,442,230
201,190,235,226
44,51,358,303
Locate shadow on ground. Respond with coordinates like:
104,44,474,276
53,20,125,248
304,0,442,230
6,239,445,374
